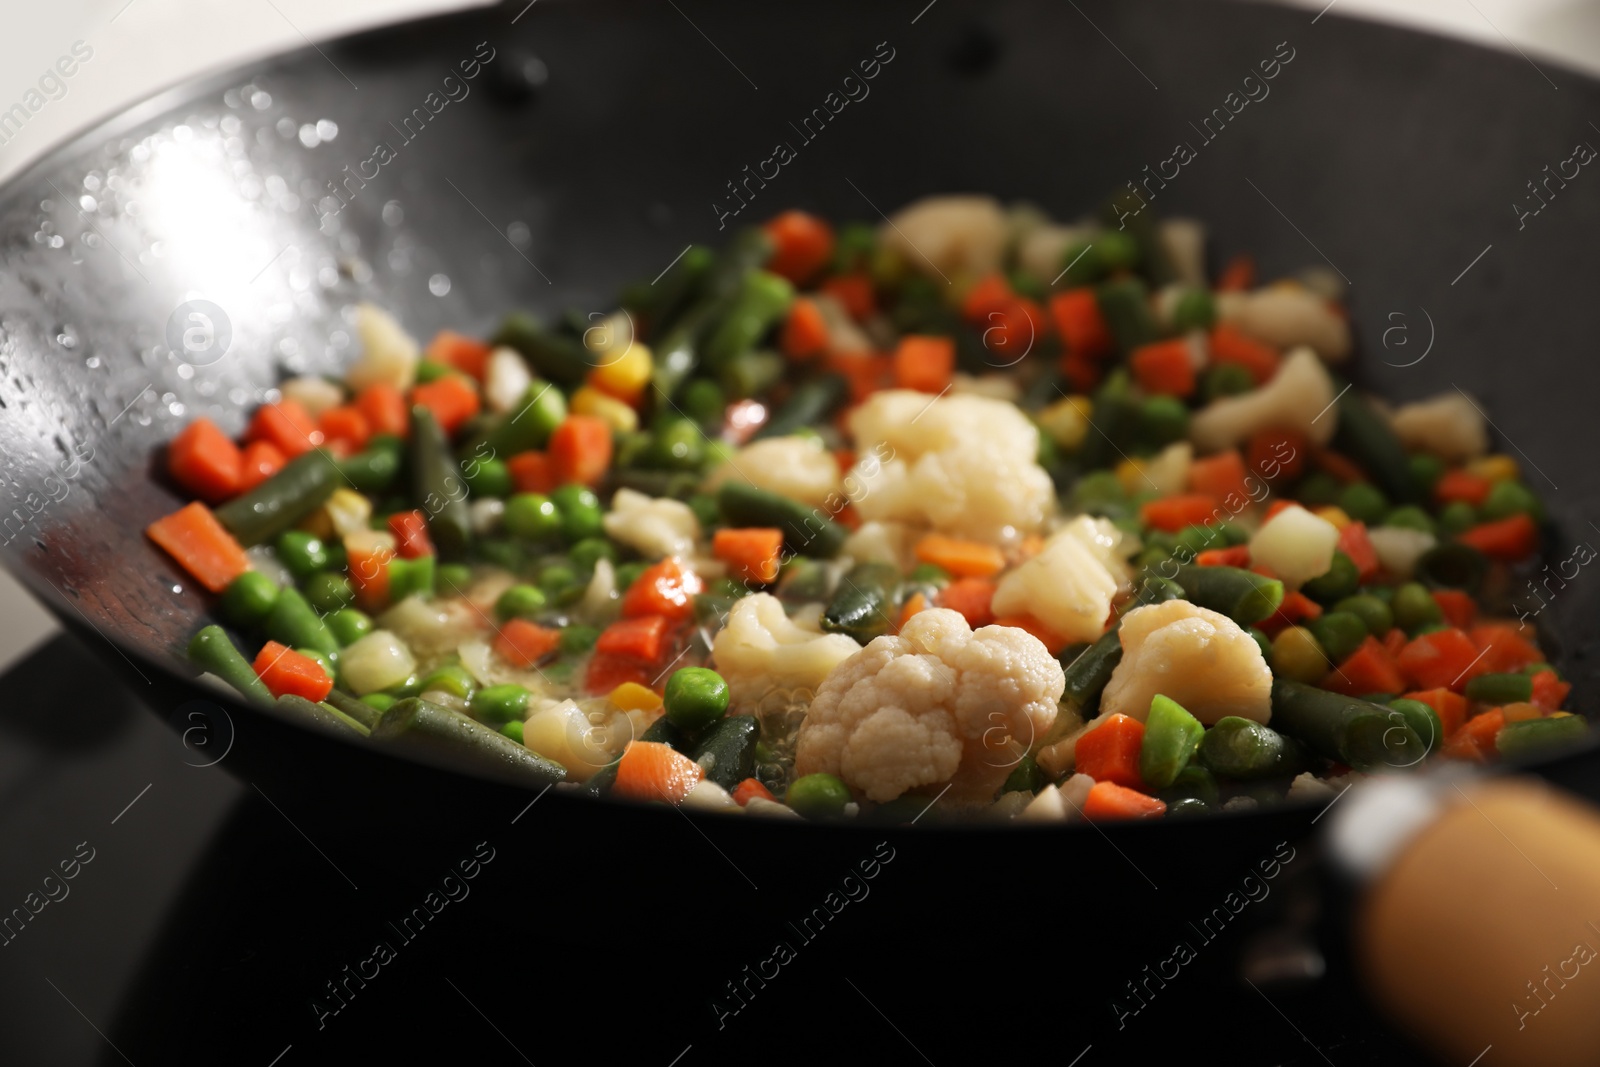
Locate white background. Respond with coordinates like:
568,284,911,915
0,0,1592,670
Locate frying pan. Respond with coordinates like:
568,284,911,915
3,0,1600,1059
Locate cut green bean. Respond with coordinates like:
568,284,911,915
1173,565,1285,625
703,271,794,372
276,694,370,738
1139,695,1205,789
323,687,383,729
337,434,403,494
1497,716,1587,758
1271,679,1428,770
1197,716,1307,780
370,698,566,785
752,374,848,441
410,405,471,561
491,312,592,385
214,449,340,546
1465,672,1534,705
187,625,273,705
1332,384,1419,504
717,481,846,558
822,562,899,644
265,588,339,655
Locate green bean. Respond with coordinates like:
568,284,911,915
1197,716,1307,780
1173,565,1285,625
652,229,772,402
1096,278,1159,354
213,449,339,546
275,694,370,738
1139,695,1205,789
337,433,403,494
1497,715,1587,758
1414,543,1487,594
1465,672,1534,705
822,562,899,644
323,687,383,729
1001,754,1046,795
1171,289,1216,331
719,350,785,399
470,683,531,725
370,697,566,785
387,555,435,601
643,244,714,332
265,588,339,655
754,374,848,441
1270,679,1427,770
419,664,476,701
1075,369,1140,475
187,625,273,705
1099,189,1177,286
221,571,279,628
410,406,471,561
482,380,568,457
1159,764,1219,808
684,714,758,790
1332,384,1419,503
704,271,794,371
491,312,591,384
717,481,846,558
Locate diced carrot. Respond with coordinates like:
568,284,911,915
1434,469,1493,507
355,383,409,439
1060,351,1102,393
962,274,1014,323
1082,780,1167,821
1246,428,1307,483
596,615,671,662
1129,338,1196,397
981,299,1045,365
410,374,481,437
548,415,613,487
893,335,955,393
1470,624,1543,674
1397,627,1487,692
1337,521,1381,582
1403,688,1469,736
763,210,835,285
621,558,703,621
1216,254,1255,292
713,528,784,586
245,399,323,457
507,451,555,494
238,440,287,494
939,578,996,628
613,740,705,804
426,330,492,380
585,652,656,694
252,640,333,702
318,405,371,453
731,777,776,807
1502,701,1542,724
1196,545,1252,568
1208,323,1279,384
1431,589,1477,629
145,502,252,593
1074,713,1147,790
826,351,889,403
1322,636,1406,697
1188,449,1251,505
914,534,1006,579
780,297,830,360
1457,513,1539,563
167,417,243,503
1049,288,1113,361
897,591,928,631
1258,590,1323,636
347,538,396,613
493,618,561,668
1310,446,1367,485
1140,494,1222,533
388,510,435,560
1383,627,1408,658
991,614,1068,655
1530,670,1571,712
821,274,875,321
1445,708,1505,762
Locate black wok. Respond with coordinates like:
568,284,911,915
2,0,1599,1059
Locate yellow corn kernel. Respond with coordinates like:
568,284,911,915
1038,395,1093,452
1313,506,1352,530
587,340,653,403
1115,458,1147,495
298,509,334,540
324,487,374,539
571,385,639,434
609,681,662,713
1501,701,1541,724
1551,711,1574,718
1467,454,1519,483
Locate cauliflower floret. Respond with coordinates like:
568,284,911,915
710,594,862,705
346,303,420,392
521,698,637,783
1100,600,1273,725
602,488,701,560
1389,392,1489,463
841,520,920,571
702,435,842,509
1216,286,1352,362
1189,347,1337,452
847,390,1054,542
794,608,1065,803
991,516,1131,644
878,195,1008,281
1249,504,1341,590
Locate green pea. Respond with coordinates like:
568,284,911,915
326,608,374,646
1339,483,1389,525
387,555,435,601
663,667,730,732
421,664,477,700
414,358,452,383
1171,289,1216,332
551,485,604,542
1056,239,1105,287
302,572,353,614
1201,362,1255,403
908,563,950,587
496,584,547,620
477,538,526,574
464,457,513,499
1392,581,1443,633
1383,505,1436,535
1438,501,1478,536
687,493,721,530
1308,611,1368,664
681,378,727,426
1139,395,1189,447
1301,551,1359,604
1481,480,1541,521
1098,230,1141,271
1135,546,1172,572
1408,453,1444,496
568,537,619,573
559,624,601,656
322,543,348,574
275,530,329,580
437,562,473,593
504,492,564,542
613,561,648,592
360,692,396,713
1335,593,1393,636
786,773,853,819
538,564,581,601
222,571,280,628
1386,698,1444,754
1295,471,1343,509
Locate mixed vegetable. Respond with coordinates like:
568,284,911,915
146,192,1585,822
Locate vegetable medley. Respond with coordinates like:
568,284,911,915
147,192,1585,823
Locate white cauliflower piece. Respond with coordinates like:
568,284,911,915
601,488,700,560
1367,526,1437,579
1249,504,1340,590
812,292,874,354
1389,392,1489,463
710,594,862,705
847,390,1054,542
279,375,344,418
1142,440,1193,497
794,608,1065,803
1160,218,1208,288
878,195,1008,281
1217,286,1351,363
346,303,420,392
991,516,1130,644
1189,347,1337,452
1017,773,1094,823
702,435,842,509
841,520,920,571
521,698,630,783
1016,223,1093,285
1101,600,1273,726
483,346,533,414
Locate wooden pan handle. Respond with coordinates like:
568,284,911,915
1357,778,1600,1067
